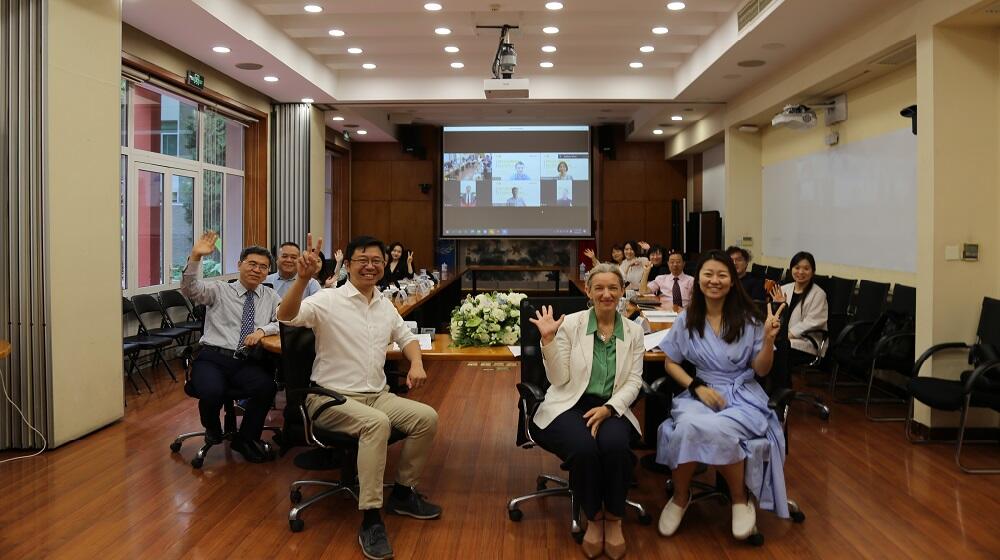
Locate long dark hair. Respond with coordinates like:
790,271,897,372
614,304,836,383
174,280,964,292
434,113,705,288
788,251,816,315
685,250,761,344
386,241,406,267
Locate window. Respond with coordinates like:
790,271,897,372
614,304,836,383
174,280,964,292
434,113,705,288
120,75,247,294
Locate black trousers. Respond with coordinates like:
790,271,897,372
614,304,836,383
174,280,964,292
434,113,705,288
532,394,636,520
788,348,817,369
189,350,276,441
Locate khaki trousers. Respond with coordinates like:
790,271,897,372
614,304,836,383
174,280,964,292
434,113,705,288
305,388,438,509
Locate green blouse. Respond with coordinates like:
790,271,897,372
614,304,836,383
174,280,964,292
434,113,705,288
584,309,625,399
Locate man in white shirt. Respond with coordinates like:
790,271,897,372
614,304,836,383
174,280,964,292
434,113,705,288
265,241,322,298
278,234,440,560
506,186,527,207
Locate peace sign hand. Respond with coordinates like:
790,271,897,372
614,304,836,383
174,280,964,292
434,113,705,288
528,305,565,345
407,251,414,264
296,232,324,279
764,302,786,342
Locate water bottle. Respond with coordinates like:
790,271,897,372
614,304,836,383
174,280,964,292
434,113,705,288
579,262,586,280
441,262,448,280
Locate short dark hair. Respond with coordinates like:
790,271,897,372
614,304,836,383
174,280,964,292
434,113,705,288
239,245,273,265
726,245,751,262
279,241,301,252
346,235,386,261
648,244,665,258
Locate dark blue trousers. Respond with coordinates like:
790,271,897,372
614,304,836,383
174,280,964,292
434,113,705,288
189,350,276,441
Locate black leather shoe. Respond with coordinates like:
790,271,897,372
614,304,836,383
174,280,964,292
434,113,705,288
358,523,393,560
386,490,442,520
204,430,224,446
230,436,275,463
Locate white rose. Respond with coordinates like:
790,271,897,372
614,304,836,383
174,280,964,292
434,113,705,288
491,307,506,321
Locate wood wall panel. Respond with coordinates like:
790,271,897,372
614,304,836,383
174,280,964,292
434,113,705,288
390,160,434,201
351,201,391,244
602,161,645,201
692,153,703,212
601,202,647,248
352,161,391,201
388,201,434,263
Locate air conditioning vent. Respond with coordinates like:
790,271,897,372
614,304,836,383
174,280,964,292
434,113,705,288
737,0,773,31
984,1,1000,15
873,43,916,66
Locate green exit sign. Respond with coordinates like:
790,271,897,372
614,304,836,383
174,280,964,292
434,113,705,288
186,71,205,90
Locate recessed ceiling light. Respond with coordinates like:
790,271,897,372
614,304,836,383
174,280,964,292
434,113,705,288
328,29,345,37
640,45,654,53
629,61,644,69
539,61,554,68
424,2,442,10
652,26,668,34
652,129,664,135
212,46,231,54
331,116,345,121
450,62,465,69
347,47,363,54
362,63,376,69
356,130,368,135
304,4,323,13
737,59,766,67
545,1,564,9
671,115,683,121
444,45,460,53
666,2,686,10
541,45,557,53
264,76,279,82
302,98,314,103
543,26,559,34
435,27,452,35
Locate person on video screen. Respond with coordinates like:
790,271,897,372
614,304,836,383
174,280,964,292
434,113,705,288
506,186,527,207
509,161,531,181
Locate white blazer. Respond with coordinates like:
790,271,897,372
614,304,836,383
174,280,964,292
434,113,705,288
781,283,829,356
535,310,644,434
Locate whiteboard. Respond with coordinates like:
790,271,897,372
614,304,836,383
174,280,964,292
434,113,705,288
762,127,917,273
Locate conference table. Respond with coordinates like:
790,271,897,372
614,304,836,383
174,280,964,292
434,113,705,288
260,270,673,362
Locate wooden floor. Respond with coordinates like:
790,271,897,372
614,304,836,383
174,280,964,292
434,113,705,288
1,361,999,559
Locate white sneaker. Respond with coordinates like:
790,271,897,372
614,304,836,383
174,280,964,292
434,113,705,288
731,499,756,539
657,493,690,537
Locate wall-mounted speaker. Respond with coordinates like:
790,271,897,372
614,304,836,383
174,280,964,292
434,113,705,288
398,124,426,159
597,125,616,160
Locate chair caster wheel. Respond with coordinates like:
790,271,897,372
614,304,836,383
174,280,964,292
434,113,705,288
818,406,831,421
508,508,523,522
572,531,584,544
169,442,181,453
289,518,304,533
290,490,302,504
791,510,805,523
191,457,204,469
747,533,764,546
638,513,652,525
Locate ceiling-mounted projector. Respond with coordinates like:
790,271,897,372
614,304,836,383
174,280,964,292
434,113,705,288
771,104,817,129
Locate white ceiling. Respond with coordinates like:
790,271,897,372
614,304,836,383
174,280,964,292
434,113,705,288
123,0,911,143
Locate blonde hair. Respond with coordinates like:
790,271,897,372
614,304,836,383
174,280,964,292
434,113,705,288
585,262,625,290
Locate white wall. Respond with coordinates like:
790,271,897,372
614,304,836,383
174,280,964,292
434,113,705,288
701,142,726,218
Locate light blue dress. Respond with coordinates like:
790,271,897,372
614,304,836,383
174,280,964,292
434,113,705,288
656,311,789,518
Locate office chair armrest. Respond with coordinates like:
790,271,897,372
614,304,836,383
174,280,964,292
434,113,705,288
912,342,971,377
648,376,675,395
963,359,1000,395
832,319,875,349
872,332,915,358
287,387,349,421
767,388,795,422
516,382,546,405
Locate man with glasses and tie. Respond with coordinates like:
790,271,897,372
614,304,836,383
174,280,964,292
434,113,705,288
181,231,281,463
278,234,440,560
642,250,694,311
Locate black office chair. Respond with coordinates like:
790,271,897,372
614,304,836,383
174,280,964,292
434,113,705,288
657,328,805,546
827,280,891,400
904,297,1000,474
281,324,409,532
169,346,283,468
859,284,917,421
763,266,784,284
122,297,177,382
506,297,652,541
749,263,766,278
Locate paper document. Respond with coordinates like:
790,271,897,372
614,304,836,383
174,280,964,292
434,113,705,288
643,329,669,351
391,333,433,351
508,345,521,357
644,310,678,321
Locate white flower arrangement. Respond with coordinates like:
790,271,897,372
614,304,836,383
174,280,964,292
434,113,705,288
449,291,527,347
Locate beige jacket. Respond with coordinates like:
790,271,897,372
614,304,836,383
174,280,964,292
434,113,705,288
781,283,829,356
535,310,644,433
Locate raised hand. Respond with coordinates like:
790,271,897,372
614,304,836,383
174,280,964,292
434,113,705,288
528,305,565,344
191,231,218,259
583,248,596,260
768,283,786,303
764,302,786,341
638,240,650,252
334,249,344,263
642,260,653,272
296,232,324,279
407,251,414,264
